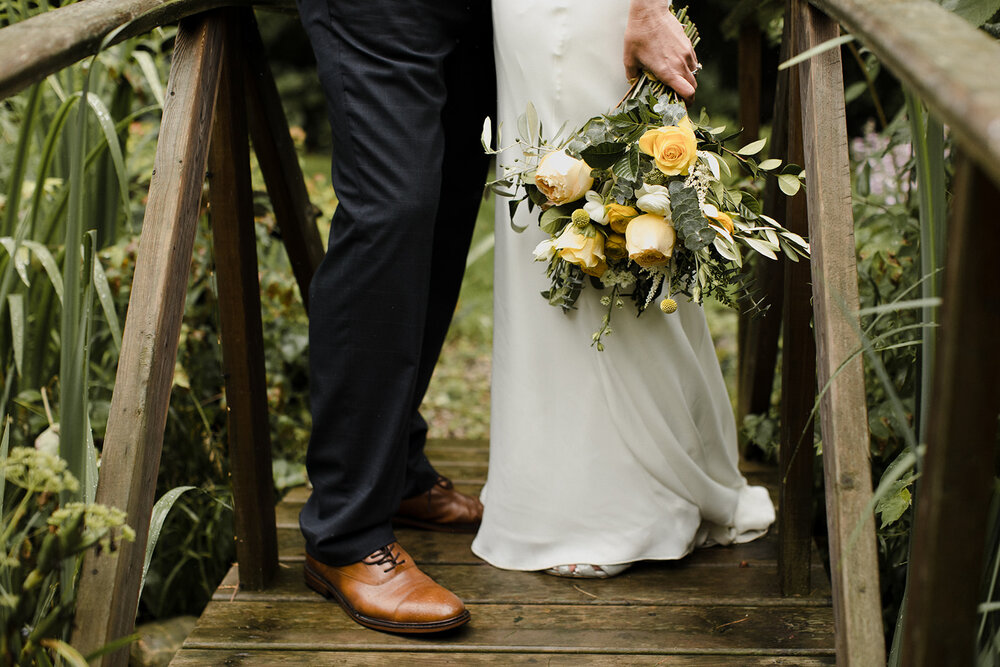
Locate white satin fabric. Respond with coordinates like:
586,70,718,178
471,0,775,571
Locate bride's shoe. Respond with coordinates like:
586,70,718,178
543,563,631,579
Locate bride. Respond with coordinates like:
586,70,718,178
471,0,776,578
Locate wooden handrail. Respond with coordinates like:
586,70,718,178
810,0,1000,186
0,0,291,102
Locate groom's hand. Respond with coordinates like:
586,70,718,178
624,0,699,103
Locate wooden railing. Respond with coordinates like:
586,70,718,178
2,3,321,664
739,1,1000,665
1,0,998,665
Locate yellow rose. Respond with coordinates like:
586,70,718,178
534,151,594,205
553,223,605,272
708,210,735,235
604,232,628,261
605,203,638,234
638,118,698,176
625,213,676,267
582,258,608,278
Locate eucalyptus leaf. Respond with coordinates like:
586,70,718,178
668,181,714,251
656,102,688,126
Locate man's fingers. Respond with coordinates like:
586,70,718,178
685,50,700,74
672,76,696,103
624,51,640,81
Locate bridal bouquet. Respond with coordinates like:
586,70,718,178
482,8,809,349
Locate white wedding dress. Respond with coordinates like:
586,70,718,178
470,0,776,572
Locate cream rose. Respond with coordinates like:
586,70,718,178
534,151,594,205
638,117,698,176
625,213,676,267
554,223,605,273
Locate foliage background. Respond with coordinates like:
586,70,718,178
2,3,999,661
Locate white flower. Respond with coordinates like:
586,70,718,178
599,268,637,290
584,190,607,224
634,183,672,217
532,238,556,262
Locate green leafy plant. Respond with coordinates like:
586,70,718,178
0,443,135,665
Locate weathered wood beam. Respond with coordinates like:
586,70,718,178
70,13,225,666
738,22,762,144
207,9,278,591
793,1,885,663
809,0,1000,187
241,10,324,308
0,0,292,102
778,2,816,595
736,20,787,458
901,156,1000,666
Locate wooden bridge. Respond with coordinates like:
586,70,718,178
1,0,999,665
172,440,837,664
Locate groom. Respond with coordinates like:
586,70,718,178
294,0,495,633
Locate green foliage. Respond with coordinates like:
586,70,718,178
1,445,135,665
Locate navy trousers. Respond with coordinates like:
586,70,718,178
296,0,495,565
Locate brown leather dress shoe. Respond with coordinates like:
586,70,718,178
394,476,484,533
304,542,470,633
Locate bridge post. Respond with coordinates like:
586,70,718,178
72,12,226,665
901,157,1000,666
207,8,278,591
778,0,817,598
793,0,885,662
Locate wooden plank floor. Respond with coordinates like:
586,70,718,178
172,440,836,665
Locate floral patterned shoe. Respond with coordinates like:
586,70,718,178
543,563,631,579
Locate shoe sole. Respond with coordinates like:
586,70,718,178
304,562,471,634
391,516,481,534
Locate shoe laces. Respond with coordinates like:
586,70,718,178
364,544,405,572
